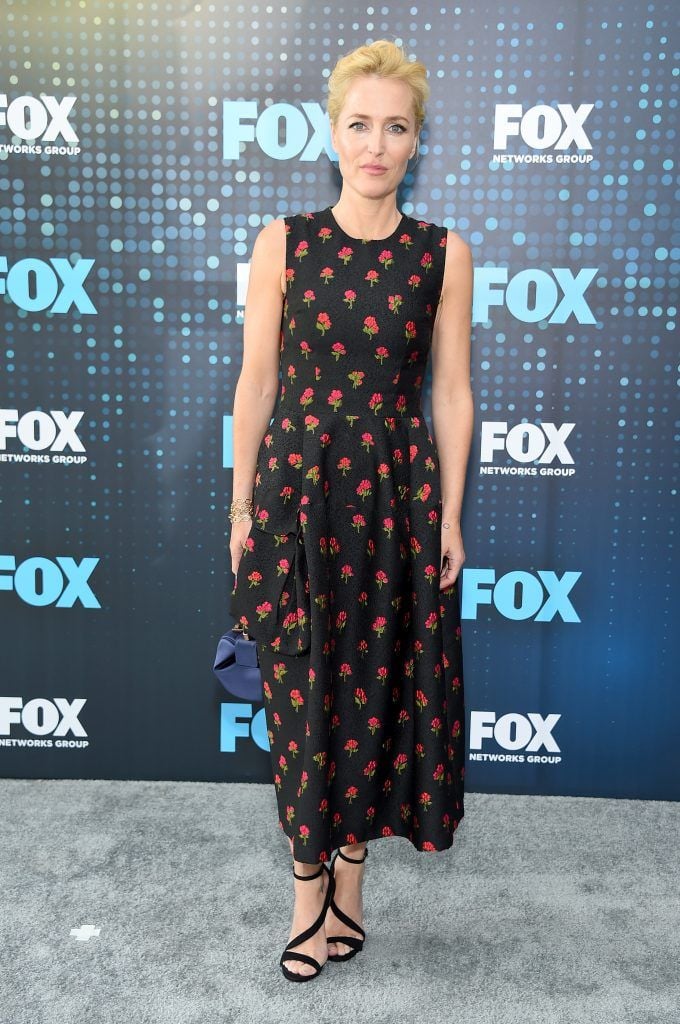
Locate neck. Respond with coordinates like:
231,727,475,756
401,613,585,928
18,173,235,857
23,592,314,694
330,193,401,241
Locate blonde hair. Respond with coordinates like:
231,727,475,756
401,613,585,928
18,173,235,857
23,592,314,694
327,39,430,131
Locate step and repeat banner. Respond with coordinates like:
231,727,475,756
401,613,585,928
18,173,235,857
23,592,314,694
1,1,677,799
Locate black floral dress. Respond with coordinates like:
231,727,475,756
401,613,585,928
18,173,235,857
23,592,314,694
229,206,465,863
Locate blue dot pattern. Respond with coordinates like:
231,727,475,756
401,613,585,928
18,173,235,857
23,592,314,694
0,0,677,797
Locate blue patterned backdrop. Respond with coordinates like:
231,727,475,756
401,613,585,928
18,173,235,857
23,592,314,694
0,0,677,799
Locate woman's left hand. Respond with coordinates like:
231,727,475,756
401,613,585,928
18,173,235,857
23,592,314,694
439,521,465,590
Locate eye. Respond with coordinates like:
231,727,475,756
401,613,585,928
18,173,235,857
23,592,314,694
388,124,408,133
348,121,366,130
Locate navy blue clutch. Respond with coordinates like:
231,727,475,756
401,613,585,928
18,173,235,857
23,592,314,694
212,628,262,701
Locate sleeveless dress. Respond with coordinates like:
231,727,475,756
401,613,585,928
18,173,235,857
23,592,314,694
229,206,465,863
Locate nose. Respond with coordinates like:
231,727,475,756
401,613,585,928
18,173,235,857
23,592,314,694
367,127,385,156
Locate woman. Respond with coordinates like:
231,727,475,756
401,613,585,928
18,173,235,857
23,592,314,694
228,39,473,981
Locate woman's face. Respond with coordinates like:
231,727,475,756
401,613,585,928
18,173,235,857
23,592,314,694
330,75,418,199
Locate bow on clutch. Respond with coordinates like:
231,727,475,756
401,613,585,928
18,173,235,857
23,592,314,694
212,628,262,701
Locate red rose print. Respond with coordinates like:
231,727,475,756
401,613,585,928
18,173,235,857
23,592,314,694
316,311,331,335
363,315,379,337
290,689,304,710
372,616,387,637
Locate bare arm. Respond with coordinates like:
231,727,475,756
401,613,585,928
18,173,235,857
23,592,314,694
231,217,287,504
431,230,474,585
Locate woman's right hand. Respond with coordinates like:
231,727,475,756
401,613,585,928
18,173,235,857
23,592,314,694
230,517,254,580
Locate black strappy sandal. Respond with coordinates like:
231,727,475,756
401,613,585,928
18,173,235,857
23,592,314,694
326,845,368,962
280,861,335,982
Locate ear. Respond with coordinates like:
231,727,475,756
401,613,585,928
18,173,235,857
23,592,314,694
410,134,419,160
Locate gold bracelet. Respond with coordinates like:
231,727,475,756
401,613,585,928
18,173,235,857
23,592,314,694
228,496,254,523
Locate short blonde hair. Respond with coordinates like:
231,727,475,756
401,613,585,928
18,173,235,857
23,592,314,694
327,39,429,131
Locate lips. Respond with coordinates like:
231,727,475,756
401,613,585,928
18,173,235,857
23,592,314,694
362,164,388,173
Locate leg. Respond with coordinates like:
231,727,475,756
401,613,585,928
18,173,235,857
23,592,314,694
325,840,368,959
281,849,333,978
258,645,332,977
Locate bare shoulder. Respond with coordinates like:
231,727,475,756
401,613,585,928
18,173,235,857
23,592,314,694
253,215,287,257
444,229,473,265
434,230,473,324
441,230,473,298
250,217,287,295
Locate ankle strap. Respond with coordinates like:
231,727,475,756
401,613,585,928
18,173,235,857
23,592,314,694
293,862,325,881
336,846,368,864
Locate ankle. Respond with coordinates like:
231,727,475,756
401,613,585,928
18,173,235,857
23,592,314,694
292,862,327,900
293,861,323,879
338,841,367,861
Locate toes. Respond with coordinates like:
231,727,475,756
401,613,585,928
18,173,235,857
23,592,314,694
289,959,313,976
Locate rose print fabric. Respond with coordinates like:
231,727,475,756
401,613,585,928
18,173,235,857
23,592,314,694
229,206,465,863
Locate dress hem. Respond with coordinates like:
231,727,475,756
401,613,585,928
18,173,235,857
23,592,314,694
274,809,465,864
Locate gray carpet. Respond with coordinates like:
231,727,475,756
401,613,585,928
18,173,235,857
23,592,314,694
0,780,678,1024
